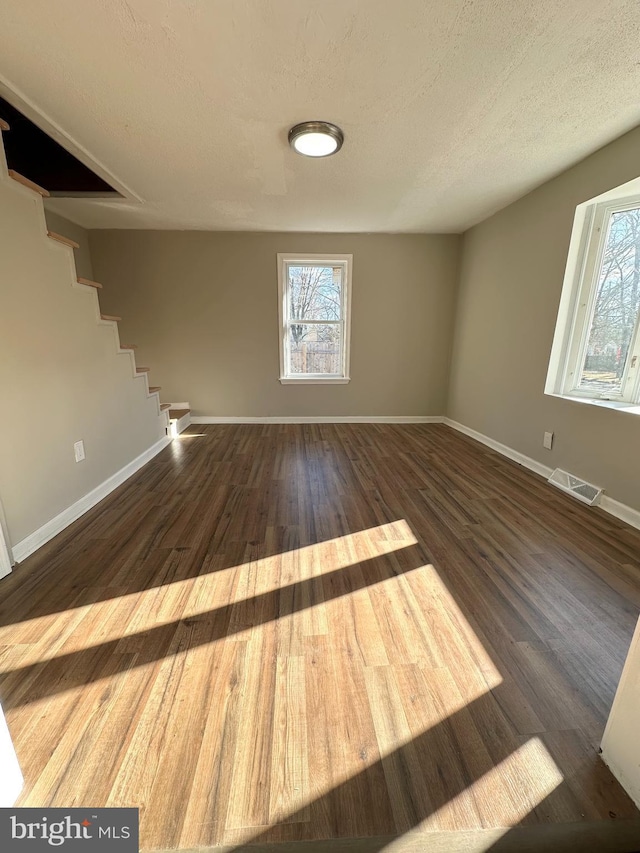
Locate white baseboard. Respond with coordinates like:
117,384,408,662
444,418,640,532
443,418,554,478
12,437,171,563
599,495,640,531
191,415,445,424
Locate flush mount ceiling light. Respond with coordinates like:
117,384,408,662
288,121,344,157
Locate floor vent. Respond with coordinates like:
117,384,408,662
548,468,603,506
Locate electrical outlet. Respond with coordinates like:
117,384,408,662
74,440,85,462
543,431,554,450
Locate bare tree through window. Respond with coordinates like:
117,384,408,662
579,207,640,394
287,265,342,375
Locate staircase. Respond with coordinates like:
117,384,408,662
0,115,180,561
1,117,190,438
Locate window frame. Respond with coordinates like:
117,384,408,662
277,253,353,385
546,193,640,410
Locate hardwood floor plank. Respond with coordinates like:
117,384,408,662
178,641,247,849
269,656,309,824
104,623,192,820
225,628,277,829
144,620,235,848
326,652,393,839
364,665,445,832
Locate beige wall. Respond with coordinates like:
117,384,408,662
90,232,460,418
0,158,166,548
43,208,94,281
448,124,640,513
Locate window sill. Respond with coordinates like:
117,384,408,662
279,377,350,385
546,392,640,417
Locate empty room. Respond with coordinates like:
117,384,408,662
1,2,640,852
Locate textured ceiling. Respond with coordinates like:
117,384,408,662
1,0,640,232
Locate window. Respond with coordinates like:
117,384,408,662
546,193,640,410
277,253,352,384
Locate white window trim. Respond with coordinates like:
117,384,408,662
277,253,353,384
546,189,640,414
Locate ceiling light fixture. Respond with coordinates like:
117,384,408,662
288,121,344,157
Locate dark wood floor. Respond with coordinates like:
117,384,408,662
1,423,639,852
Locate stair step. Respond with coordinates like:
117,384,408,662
169,408,190,420
100,314,122,322
0,118,10,131
119,344,137,350
160,403,171,411
47,230,80,249
77,277,102,289
136,367,151,374
148,386,161,393
9,170,50,197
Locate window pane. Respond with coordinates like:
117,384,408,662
288,265,342,322
287,323,341,375
578,208,640,394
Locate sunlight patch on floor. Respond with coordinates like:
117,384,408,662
419,563,504,689
417,736,564,834
0,521,418,668
173,433,207,437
